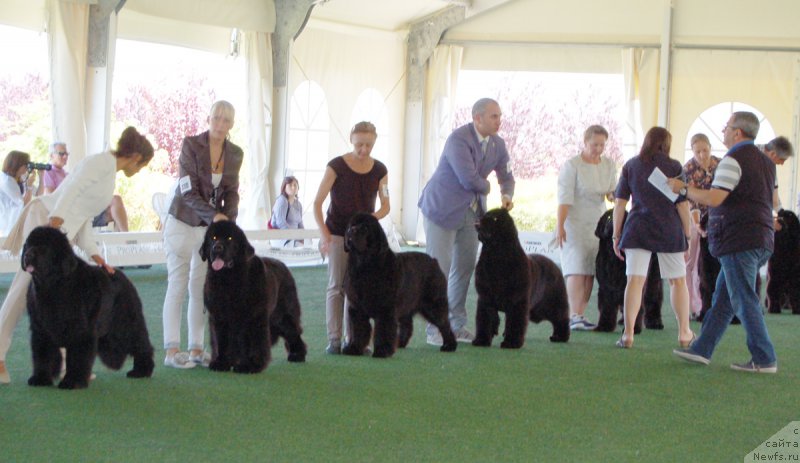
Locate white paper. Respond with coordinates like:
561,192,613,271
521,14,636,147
647,167,679,202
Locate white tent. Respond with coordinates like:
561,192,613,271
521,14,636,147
2,0,799,238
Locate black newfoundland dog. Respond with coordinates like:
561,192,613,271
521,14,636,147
696,211,720,321
201,220,307,373
593,209,663,332
766,209,800,314
23,226,154,389
342,213,457,358
473,208,570,348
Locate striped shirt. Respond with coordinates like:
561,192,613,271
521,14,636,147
711,156,742,191
712,154,779,192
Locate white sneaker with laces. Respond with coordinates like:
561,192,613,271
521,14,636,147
569,315,596,331
454,328,475,343
426,332,444,346
164,352,196,369
190,351,211,367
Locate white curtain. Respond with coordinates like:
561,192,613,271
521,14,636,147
239,31,273,230
48,0,89,164
622,48,660,149
416,44,463,244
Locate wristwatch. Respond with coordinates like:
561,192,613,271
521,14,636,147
679,186,688,196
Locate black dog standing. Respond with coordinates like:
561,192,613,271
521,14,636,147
23,227,154,389
342,213,457,357
593,209,664,332
201,221,307,373
473,208,570,348
766,209,800,314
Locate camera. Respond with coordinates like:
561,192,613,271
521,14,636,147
27,162,52,172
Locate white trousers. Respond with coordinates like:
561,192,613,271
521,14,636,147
162,216,208,351
0,201,50,361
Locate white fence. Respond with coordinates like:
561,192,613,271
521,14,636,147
0,229,323,273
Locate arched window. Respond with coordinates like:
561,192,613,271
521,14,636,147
288,80,329,224
684,102,776,162
350,88,389,162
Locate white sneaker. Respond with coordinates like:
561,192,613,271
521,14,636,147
164,352,196,369
426,332,444,346
454,328,475,343
189,351,211,367
569,315,596,331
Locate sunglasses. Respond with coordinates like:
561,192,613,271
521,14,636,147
56,151,69,157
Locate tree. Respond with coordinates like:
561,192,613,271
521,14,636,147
0,73,51,160
453,76,625,181
113,75,215,177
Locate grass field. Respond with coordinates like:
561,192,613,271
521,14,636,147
1,264,798,462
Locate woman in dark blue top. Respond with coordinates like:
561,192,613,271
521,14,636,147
611,127,693,349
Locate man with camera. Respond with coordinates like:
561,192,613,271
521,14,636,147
40,142,67,195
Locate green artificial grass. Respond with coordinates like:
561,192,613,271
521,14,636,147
1,264,798,462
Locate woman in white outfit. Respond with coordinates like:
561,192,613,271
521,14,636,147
0,127,154,384
162,101,243,369
0,151,37,236
556,125,618,331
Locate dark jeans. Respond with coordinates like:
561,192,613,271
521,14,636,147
691,247,776,365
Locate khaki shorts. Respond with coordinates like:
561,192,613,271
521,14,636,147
624,248,686,279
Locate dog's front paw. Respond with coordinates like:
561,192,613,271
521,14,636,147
232,364,261,374
471,337,492,347
209,360,231,372
27,375,54,387
500,338,524,349
549,334,569,343
440,342,457,352
126,368,152,378
287,352,306,363
57,377,88,390
372,345,394,358
341,344,363,356
593,323,616,333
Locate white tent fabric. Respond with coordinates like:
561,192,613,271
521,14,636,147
4,0,800,236
240,30,273,229
124,0,275,34
48,0,89,166
416,44,463,245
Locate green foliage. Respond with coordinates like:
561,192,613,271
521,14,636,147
486,176,559,232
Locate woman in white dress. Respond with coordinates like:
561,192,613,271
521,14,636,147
556,125,617,330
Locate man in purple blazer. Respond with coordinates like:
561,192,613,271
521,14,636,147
418,98,515,345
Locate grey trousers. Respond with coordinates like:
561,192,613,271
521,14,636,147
423,209,479,336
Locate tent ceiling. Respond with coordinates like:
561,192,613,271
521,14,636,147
309,0,456,32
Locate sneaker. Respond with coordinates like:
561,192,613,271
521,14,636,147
189,351,211,367
672,348,711,365
426,332,444,346
325,341,341,355
164,352,196,369
454,328,475,343
730,360,777,374
569,315,596,331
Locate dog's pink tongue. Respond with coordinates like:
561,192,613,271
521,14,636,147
25,265,34,273
211,259,225,271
